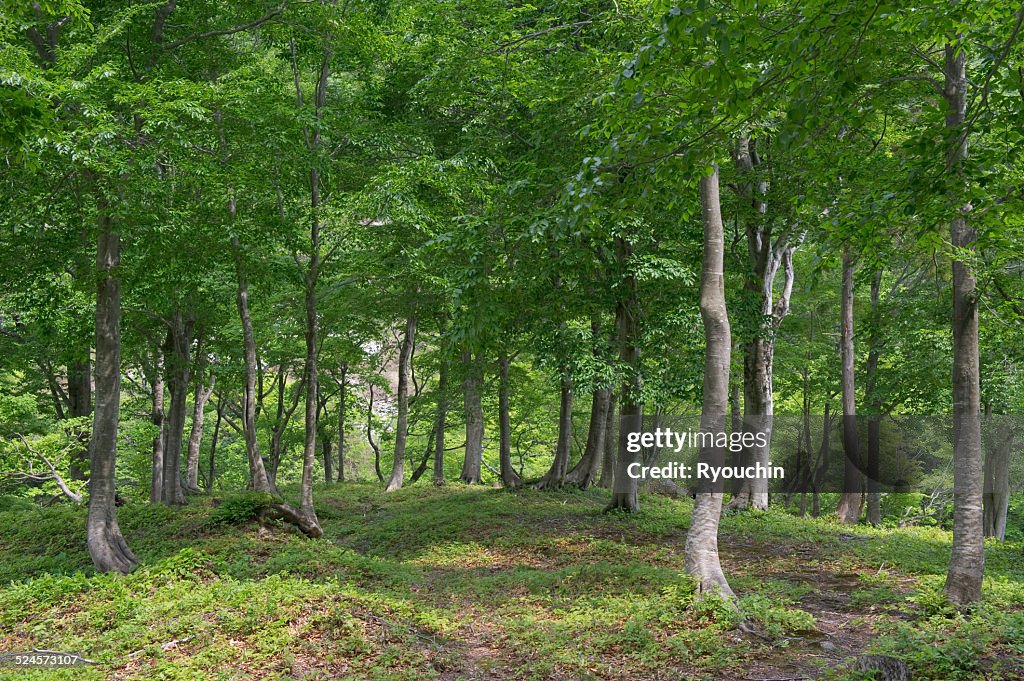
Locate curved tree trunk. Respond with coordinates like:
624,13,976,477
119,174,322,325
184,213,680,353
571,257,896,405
564,387,610,488
607,236,641,512
86,204,138,574
497,352,522,489
685,164,734,598
386,316,417,492
460,350,484,484
185,371,214,492
231,233,275,494
535,375,574,489
943,40,984,605
836,247,863,523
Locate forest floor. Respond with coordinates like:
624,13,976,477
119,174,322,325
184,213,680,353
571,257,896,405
0,483,1022,680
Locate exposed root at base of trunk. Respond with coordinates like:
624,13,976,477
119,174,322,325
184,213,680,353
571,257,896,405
257,502,323,538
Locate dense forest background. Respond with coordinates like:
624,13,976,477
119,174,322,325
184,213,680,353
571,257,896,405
1,1,1024,679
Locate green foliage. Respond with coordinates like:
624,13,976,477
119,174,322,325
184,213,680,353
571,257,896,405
208,492,275,525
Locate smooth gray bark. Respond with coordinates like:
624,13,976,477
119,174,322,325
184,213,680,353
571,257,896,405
597,393,617,489
607,236,641,512
865,269,883,526
564,387,610,488
685,164,734,598
460,350,484,484
943,41,984,605
497,352,523,489
386,316,417,491
433,351,448,486
230,233,275,494
86,205,138,574
185,371,214,492
836,247,863,523
336,364,347,482
161,310,193,505
728,137,796,511
535,375,574,489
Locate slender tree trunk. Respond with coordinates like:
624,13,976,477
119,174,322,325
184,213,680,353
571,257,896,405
67,359,91,480
460,350,484,484
207,391,223,493
186,370,214,492
145,355,165,504
86,202,137,574
161,310,193,506
836,247,862,523
943,40,984,606
982,413,1010,540
433,350,448,486
564,387,610,488
812,403,832,518
685,164,734,598
230,234,275,494
597,393,617,489
386,316,417,491
728,136,796,512
299,186,322,533
336,364,347,482
322,437,333,483
535,375,574,489
497,352,522,489
865,269,883,526
368,384,384,482
607,236,641,512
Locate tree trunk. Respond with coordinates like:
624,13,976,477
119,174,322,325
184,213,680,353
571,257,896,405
685,164,734,598
161,310,193,506
535,375,574,489
299,180,322,534
433,349,448,486
185,370,214,492
497,352,522,489
982,414,1010,541
386,316,417,492
207,392,223,493
865,268,883,526
727,136,796,512
812,403,832,518
460,350,484,484
836,247,862,523
67,359,91,480
597,393,617,489
145,354,165,504
322,437,333,484
368,384,384,482
943,40,984,606
607,236,641,512
336,364,347,482
564,387,610,488
86,203,138,574
230,233,275,494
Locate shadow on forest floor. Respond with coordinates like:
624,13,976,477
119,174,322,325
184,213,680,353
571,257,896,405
0,483,1022,680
